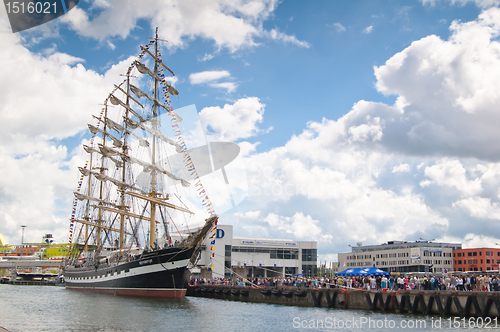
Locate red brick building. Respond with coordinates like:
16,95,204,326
453,248,500,272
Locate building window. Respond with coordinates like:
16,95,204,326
302,249,317,262
302,264,317,277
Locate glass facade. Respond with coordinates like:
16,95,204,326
302,249,317,262
225,245,232,277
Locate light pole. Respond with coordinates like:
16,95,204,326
21,225,27,245
251,253,255,278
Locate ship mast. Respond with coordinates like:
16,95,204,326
149,28,160,250
96,105,109,252
83,152,92,252
119,76,132,251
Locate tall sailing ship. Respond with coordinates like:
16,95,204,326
64,29,217,299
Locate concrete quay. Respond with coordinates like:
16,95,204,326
187,285,500,318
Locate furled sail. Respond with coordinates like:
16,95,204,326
114,84,144,109
99,116,123,132
73,192,116,207
109,95,146,123
99,144,120,157
97,144,189,187
124,117,183,153
102,116,149,147
130,84,183,122
140,45,175,76
130,85,149,100
78,166,148,195
83,145,99,154
134,62,179,96
78,167,91,177
88,124,123,148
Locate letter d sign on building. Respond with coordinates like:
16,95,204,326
216,229,225,239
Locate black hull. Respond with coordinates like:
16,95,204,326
64,246,195,299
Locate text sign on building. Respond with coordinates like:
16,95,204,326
411,248,421,265
424,249,442,253
216,229,225,239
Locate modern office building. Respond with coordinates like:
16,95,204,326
453,248,500,272
338,240,462,274
193,225,317,279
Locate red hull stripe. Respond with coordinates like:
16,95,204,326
66,287,187,299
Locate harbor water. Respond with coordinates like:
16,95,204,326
0,284,498,331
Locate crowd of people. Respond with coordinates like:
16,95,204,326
190,274,500,291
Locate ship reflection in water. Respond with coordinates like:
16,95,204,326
0,284,472,332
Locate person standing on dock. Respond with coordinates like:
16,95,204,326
444,275,451,290
450,275,457,290
457,276,464,291
397,275,404,290
478,275,484,291
381,275,387,289
492,276,498,291
369,276,376,290
483,275,490,291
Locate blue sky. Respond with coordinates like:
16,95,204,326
1,0,500,262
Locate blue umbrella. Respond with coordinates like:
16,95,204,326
357,267,390,276
336,267,389,276
336,268,362,276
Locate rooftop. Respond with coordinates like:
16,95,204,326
349,240,462,252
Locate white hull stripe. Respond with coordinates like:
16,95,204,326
65,258,190,284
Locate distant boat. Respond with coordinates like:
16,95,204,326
63,28,217,299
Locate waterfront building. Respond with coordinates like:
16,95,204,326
0,233,12,255
338,240,461,274
3,245,41,257
453,248,500,272
0,233,70,259
193,225,317,279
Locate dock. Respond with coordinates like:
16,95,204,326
1,277,58,285
187,285,500,318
